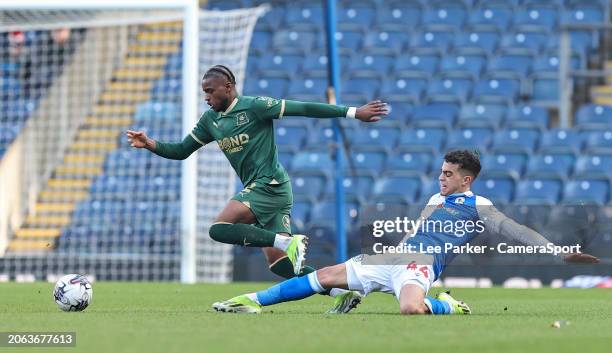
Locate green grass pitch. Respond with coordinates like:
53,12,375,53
1,282,610,353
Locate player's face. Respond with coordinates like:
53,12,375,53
438,161,471,196
202,76,232,112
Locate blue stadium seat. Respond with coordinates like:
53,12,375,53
385,151,432,175
341,76,380,102
349,127,400,151
383,100,413,125
472,175,515,204
292,151,334,173
363,30,408,54
398,127,447,154
423,4,467,29
310,199,361,226
394,53,440,76
574,154,612,179
561,6,604,25
302,53,330,78
525,153,575,179
373,175,422,203
506,103,549,129
272,30,319,53
563,179,609,205
326,174,375,202
410,29,455,53
379,76,427,103
458,102,507,128
412,102,458,128
440,54,486,78
275,125,308,152
530,73,559,105
515,178,563,205
576,104,612,129
583,129,612,154
473,76,520,103
278,151,293,171
445,128,493,152
427,76,474,103
489,52,533,79
250,31,272,54
306,125,352,148
347,53,394,77
539,129,581,154
533,53,581,74
347,150,387,174
468,5,513,30
254,7,284,31
244,77,289,98
514,6,558,31
500,30,547,54
491,128,540,154
257,53,303,78
481,153,526,178
287,77,327,101
376,1,423,31
453,30,500,55
292,174,327,201
337,4,376,31
335,30,363,53
544,30,596,58
286,5,324,30
291,200,312,232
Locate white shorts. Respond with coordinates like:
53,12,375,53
344,254,434,299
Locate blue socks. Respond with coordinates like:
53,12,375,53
424,296,451,315
256,272,325,306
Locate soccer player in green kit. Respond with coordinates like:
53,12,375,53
127,65,388,313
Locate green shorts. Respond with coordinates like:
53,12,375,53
232,180,293,234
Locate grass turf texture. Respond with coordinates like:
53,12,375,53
0,283,610,353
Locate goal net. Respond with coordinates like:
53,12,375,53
0,2,267,283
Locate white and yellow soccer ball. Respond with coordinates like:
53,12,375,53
53,274,93,312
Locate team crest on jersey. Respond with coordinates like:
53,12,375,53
236,112,249,126
455,197,465,204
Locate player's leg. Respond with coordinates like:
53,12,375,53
396,274,470,315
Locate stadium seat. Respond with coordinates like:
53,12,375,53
347,53,394,77
292,151,334,173
445,128,493,152
491,128,540,154
385,151,432,175
583,130,612,154
468,5,513,30
287,77,327,101
458,102,507,128
250,31,272,54
505,103,549,129
533,53,582,74
427,76,474,103
375,1,423,31
410,28,455,53
453,30,500,55
525,153,575,179
394,53,440,76
326,174,375,202
514,178,563,205
563,179,609,205
514,6,558,31
349,127,400,151
561,5,604,25
501,203,550,233
379,76,427,103
292,174,327,201
489,52,533,79
341,76,380,102
277,151,293,171
481,153,526,178
254,7,284,31
337,4,376,31
539,129,581,154
286,5,324,30
363,30,408,54
423,4,467,29
335,30,364,53
575,104,612,129
473,76,520,103
530,73,559,105
397,127,447,154
383,100,413,125
372,175,422,203
310,199,361,226
244,77,289,98
257,53,303,78
500,30,547,54
347,150,387,174
272,30,319,53
302,53,330,78
411,102,458,128
291,200,312,233
275,125,308,152
574,154,612,179
471,175,515,204
440,54,487,79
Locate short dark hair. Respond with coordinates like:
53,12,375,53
202,65,236,84
444,150,481,179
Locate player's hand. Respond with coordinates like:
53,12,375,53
126,130,152,149
563,253,600,264
355,100,389,122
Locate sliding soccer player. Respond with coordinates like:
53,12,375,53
212,150,599,314
127,65,387,312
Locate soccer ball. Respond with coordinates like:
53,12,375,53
53,274,93,312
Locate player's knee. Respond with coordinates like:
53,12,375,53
209,223,231,242
399,303,427,315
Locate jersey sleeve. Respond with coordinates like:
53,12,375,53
190,111,215,145
251,96,285,121
477,202,552,247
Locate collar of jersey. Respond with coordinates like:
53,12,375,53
219,97,240,117
445,190,473,198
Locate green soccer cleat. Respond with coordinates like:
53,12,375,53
212,295,262,314
286,234,308,275
325,291,363,314
435,291,471,315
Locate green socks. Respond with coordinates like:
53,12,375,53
209,223,276,247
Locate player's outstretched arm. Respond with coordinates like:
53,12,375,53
126,130,201,160
282,99,388,122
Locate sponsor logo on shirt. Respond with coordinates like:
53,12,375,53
218,133,250,153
